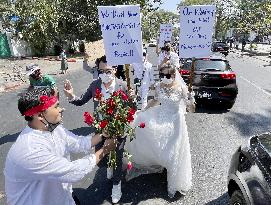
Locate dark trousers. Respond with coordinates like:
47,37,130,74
95,137,126,185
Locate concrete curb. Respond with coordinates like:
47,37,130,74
234,50,271,63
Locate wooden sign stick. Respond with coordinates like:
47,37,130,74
125,64,131,90
188,57,195,93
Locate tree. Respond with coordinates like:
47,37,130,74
13,0,163,55
0,0,14,30
233,0,271,38
141,9,178,41
15,0,60,56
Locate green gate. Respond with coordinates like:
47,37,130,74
0,33,11,58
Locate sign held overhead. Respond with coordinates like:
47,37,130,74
179,5,216,58
98,5,143,65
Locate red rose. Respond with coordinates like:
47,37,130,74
84,112,94,125
127,161,133,170
113,91,119,97
95,88,103,100
139,122,145,128
107,98,115,108
128,108,136,116
99,120,108,129
127,114,134,123
121,93,129,101
107,108,114,115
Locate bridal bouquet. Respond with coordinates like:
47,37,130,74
84,88,145,169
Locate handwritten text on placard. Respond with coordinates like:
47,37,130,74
179,5,216,58
98,5,143,65
159,24,173,47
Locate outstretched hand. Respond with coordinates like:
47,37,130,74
63,79,74,99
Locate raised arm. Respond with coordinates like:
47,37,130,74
64,79,93,106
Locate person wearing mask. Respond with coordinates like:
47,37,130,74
63,65,135,204
130,50,155,109
156,40,180,69
4,87,116,205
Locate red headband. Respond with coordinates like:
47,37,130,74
23,95,58,117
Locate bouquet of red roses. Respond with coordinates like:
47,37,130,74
84,88,145,169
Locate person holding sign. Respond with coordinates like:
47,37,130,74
130,49,154,109
126,61,194,198
157,41,180,69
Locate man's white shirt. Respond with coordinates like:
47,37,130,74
4,125,95,205
131,61,154,109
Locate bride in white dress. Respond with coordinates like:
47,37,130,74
126,62,194,198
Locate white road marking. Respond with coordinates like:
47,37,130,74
240,76,271,97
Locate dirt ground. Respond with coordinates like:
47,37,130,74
0,40,105,93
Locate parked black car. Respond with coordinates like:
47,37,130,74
228,133,271,205
180,53,238,109
212,41,230,56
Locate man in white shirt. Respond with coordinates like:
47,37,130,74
130,50,155,109
4,87,116,205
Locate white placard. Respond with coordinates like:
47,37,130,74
159,24,173,47
98,5,143,65
179,5,216,58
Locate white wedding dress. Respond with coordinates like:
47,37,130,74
125,81,193,196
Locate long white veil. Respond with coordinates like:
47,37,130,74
173,66,195,112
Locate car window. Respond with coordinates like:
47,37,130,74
182,60,227,71
195,60,227,71
259,134,271,154
215,43,226,47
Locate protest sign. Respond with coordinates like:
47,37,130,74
159,24,173,47
98,5,143,65
179,5,216,58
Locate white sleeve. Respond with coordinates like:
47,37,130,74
22,148,96,183
63,127,93,154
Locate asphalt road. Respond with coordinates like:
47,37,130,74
1,52,271,205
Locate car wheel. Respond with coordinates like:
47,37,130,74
230,190,246,205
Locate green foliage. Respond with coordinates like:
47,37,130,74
178,0,271,39
234,0,271,36
141,9,179,41
15,0,60,56
0,0,14,30
13,0,162,56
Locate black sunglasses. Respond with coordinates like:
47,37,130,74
159,73,173,79
98,70,113,75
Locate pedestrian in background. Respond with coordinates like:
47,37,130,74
26,63,58,97
241,38,246,52
60,49,68,74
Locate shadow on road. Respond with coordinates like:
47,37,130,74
205,192,229,205
0,133,19,146
226,108,271,137
195,103,230,114
74,169,184,205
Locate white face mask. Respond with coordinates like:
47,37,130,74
161,77,173,85
99,73,114,83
